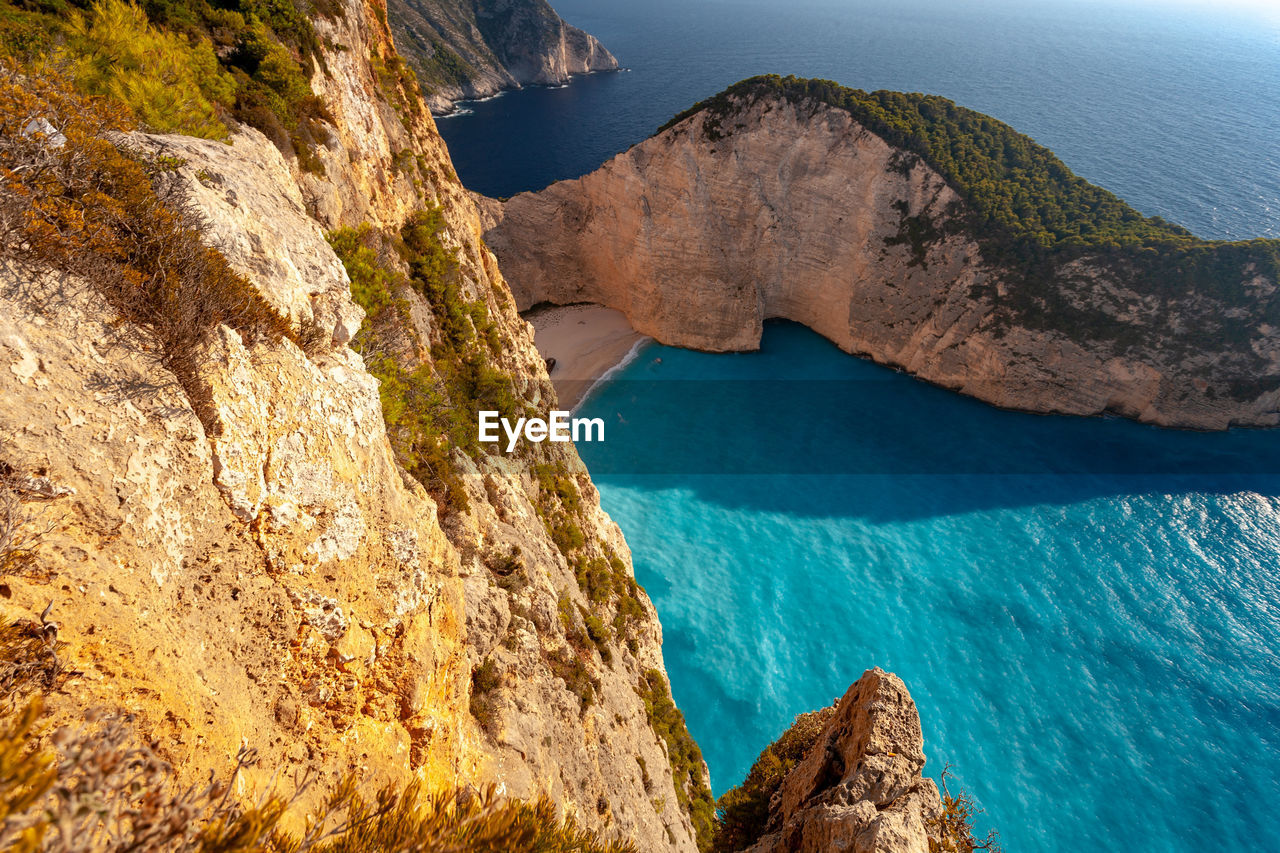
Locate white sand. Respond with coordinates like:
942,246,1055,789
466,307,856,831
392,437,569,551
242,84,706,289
525,304,648,409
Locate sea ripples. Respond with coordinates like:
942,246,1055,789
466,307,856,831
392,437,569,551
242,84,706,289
581,325,1280,853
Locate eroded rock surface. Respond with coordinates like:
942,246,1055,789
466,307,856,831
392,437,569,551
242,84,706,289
747,669,942,853
483,93,1280,429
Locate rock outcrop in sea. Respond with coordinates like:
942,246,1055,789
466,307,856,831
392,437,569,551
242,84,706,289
744,670,943,853
481,76,1280,429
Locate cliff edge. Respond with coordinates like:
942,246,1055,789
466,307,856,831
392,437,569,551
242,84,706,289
0,0,698,848
483,75,1280,429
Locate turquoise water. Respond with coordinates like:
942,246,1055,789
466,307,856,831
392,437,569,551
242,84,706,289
435,0,1280,846
576,323,1280,851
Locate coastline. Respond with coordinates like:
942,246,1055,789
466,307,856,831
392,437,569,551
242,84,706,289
431,69,626,119
524,303,649,410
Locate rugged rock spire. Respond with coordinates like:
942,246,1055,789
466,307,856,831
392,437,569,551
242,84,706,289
747,669,942,853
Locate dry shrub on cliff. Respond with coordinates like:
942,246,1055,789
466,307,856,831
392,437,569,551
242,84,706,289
0,450,65,703
1,707,286,853
929,766,1002,853
711,704,837,852
0,685,635,853
0,625,282,853
0,467,41,581
0,619,63,704
309,783,637,853
0,62,292,426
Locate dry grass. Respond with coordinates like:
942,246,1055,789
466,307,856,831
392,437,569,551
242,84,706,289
0,602,632,852
0,437,64,703
0,693,640,852
0,468,43,581
0,617,62,705
0,60,293,429
929,765,1002,853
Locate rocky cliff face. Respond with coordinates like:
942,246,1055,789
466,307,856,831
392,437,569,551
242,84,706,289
386,0,617,113
0,0,699,849
482,91,1280,429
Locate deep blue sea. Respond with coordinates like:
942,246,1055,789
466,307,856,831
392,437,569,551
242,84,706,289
440,0,1280,240
438,1,1280,850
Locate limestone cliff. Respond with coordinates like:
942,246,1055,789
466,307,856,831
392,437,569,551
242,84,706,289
0,0,700,849
386,0,618,113
482,77,1280,429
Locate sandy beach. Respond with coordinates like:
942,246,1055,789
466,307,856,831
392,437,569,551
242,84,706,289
525,304,648,409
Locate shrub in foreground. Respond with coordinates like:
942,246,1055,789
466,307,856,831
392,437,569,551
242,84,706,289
929,766,1002,853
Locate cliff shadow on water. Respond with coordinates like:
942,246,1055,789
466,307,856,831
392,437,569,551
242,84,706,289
575,322,1280,523
574,325,1280,853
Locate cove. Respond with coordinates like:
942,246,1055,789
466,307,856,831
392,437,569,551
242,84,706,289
575,321,1280,852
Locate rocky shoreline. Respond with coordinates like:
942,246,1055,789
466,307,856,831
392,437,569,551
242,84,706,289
387,0,619,114
481,86,1280,430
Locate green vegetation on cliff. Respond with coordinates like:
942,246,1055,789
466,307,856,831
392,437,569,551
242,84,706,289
661,75,1280,373
0,0,333,167
712,704,836,851
661,74,1203,250
637,669,715,852
327,212,521,513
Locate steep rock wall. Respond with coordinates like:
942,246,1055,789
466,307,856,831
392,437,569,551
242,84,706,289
0,0,699,849
482,95,1280,429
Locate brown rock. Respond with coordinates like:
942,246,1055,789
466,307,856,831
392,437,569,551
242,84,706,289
747,668,942,853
